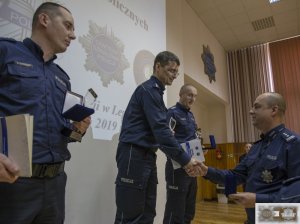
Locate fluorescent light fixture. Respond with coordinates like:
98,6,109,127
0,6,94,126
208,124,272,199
269,0,280,3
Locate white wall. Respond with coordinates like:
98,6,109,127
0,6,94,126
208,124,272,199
166,0,233,144
182,2,229,103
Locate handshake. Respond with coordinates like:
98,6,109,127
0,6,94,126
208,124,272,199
183,158,208,177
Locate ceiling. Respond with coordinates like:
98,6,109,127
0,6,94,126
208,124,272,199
185,0,300,51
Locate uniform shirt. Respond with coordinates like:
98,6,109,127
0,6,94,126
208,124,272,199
275,175,300,203
119,76,190,166
204,124,300,224
0,38,72,163
167,102,197,143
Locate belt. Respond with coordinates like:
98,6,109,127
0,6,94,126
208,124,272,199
130,143,158,153
32,162,65,178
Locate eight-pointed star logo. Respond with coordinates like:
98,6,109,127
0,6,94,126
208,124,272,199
79,21,129,87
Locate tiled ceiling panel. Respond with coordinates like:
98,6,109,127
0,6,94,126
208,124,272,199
185,0,300,51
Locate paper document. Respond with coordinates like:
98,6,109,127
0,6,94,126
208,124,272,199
0,114,33,177
62,91,83,113
172,138,205,170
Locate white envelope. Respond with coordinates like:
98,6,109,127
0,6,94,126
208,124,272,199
172,138,205,170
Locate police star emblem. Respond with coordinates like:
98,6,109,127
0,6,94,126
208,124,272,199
201,45,216,83
261,170,273,183
281,207,297,221
79,21,129,87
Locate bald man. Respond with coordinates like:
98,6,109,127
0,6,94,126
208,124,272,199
163,84,199,224
197,92,300,224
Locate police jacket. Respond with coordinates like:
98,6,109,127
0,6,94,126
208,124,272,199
0,38,72,163
204,124,300,224
275,175,300,202
119,76,190,166
167,102,197,143
165,103,197,169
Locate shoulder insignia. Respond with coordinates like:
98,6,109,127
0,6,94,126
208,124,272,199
56,64,70,80
154,83,160,89
169,106,176,110
281,130,296,142
0,37,17,43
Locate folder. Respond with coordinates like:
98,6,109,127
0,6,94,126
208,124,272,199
62,91,95,122
172,138,205,170
0,114,33,177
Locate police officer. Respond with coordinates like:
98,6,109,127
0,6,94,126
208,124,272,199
0,2,90,223
163,84,199,224
197,92,300,224
114,51,200,224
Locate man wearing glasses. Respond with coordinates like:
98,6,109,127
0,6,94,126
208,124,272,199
114,51,200,223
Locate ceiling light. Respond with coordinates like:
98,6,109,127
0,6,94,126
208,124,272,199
269,0,280,4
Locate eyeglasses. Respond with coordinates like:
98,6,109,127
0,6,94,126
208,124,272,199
166,68,179,77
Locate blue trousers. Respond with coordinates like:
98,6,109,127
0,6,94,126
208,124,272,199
0,172,67,224
163,160,197,224
114,142,158,224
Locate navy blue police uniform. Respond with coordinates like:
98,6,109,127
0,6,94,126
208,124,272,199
0,38,74,223
275,175,300,203
163,102,198,224
204,124,300,224
114,76,191,224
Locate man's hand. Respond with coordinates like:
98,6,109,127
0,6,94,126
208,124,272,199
229,192,256,208
184,160,209,177
197,162,208,176
72,116,91,134
183,158,202,177
0,154,20,183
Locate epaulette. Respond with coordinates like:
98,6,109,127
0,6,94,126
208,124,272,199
281,130,296,142
154,83,160,89
55,64,70,80
0,37,17,43
169,106,176,110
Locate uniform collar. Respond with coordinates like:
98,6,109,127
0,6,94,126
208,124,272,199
260,124,285,141
150,76,165,92
23,38,57,62
176,102,190,112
